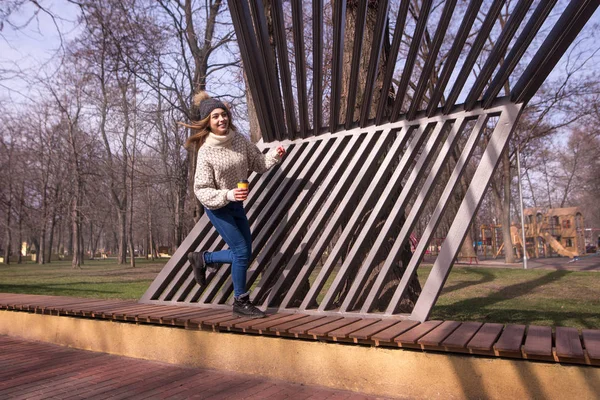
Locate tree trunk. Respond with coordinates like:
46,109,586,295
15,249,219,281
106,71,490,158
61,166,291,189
490,150,515,263
47,211,57,263
500,150,515,263
71,193,82,269
129,80,138,269
38,185,47,264
147,186,155,261
56,216,63,256
3,192,11,264
117,208,127,264
458,166,477,259
17,181,24,264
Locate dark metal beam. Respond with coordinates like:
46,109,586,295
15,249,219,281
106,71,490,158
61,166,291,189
227,0,275,141
426,0,483,117
329,0,347,132
272,0,298,138
292,1,309,137
390,0,434,122
375,0,409,125
464,0,534,111
442,0,505,115
511,0,600,104
482,0,557,109
345,0,369,130
248,0,286,141
313,0,324,135
359,0,390,127
407,0,458,120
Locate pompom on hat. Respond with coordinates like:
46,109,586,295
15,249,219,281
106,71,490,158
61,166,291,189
193,91,230,121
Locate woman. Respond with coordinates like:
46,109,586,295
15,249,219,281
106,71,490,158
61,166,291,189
184,91,285,319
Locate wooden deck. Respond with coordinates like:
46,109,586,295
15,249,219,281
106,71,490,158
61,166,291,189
1,293,599,367
0,336,382,399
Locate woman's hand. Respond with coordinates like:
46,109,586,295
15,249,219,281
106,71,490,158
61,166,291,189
276,145,286,157
232,188,248,201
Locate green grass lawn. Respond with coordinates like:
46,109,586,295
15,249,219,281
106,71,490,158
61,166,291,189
0,258,167,300
422,266,600,329
1,259,599,329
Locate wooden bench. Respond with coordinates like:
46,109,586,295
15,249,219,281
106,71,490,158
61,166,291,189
2,293,599,367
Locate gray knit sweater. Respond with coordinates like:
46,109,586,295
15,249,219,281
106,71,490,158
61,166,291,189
194,130,281,210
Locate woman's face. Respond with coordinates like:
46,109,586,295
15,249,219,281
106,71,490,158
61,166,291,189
209,108,229,135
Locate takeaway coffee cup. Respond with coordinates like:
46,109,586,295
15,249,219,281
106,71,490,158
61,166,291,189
237,180,249,190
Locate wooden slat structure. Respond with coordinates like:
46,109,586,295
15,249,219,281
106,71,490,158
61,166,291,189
142,1,599,321
2,294,599,366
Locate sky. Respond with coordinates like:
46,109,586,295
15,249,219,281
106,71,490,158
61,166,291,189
0,0,81,105
2,0,599,114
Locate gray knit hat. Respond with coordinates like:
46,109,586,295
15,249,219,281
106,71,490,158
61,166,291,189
199,98,229,121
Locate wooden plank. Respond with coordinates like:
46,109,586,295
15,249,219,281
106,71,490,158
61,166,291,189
582,329,600,364
307,317,362,337
207,314,250,327
94,305,151,319
523,325,553,359
69,299,130,313
327,319,380,340
493,324,526,358
232,313,292,330
395,320,442,346
418,321,461,347
48,298,116,312
161,309,223,324
247,314,307,333
348,320,401,341
127,306,185,321
268,316,326,334
187,311,234,327
555,326,585,363
370,320,420,345
114,305,166,319
288,316,343,335
142,306,201,321
86,301,140,314
467,323,504,353
59,300,127,315
194,312,236,326
219,316,259,330
13,297,75,312
90,304,144,318
442,321,483,350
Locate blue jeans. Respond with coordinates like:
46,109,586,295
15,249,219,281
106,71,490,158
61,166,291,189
204,202,251,298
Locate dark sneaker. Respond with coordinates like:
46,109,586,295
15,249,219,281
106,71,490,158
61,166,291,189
187,251,206,286
233,292,265,319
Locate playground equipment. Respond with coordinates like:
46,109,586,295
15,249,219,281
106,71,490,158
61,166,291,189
143,1,598,322
523,207,585,258
481,207,585,259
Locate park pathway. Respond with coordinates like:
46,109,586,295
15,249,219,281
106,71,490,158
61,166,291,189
0,336,390,400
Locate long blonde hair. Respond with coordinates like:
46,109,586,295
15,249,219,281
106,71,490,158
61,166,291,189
181,91,237,151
